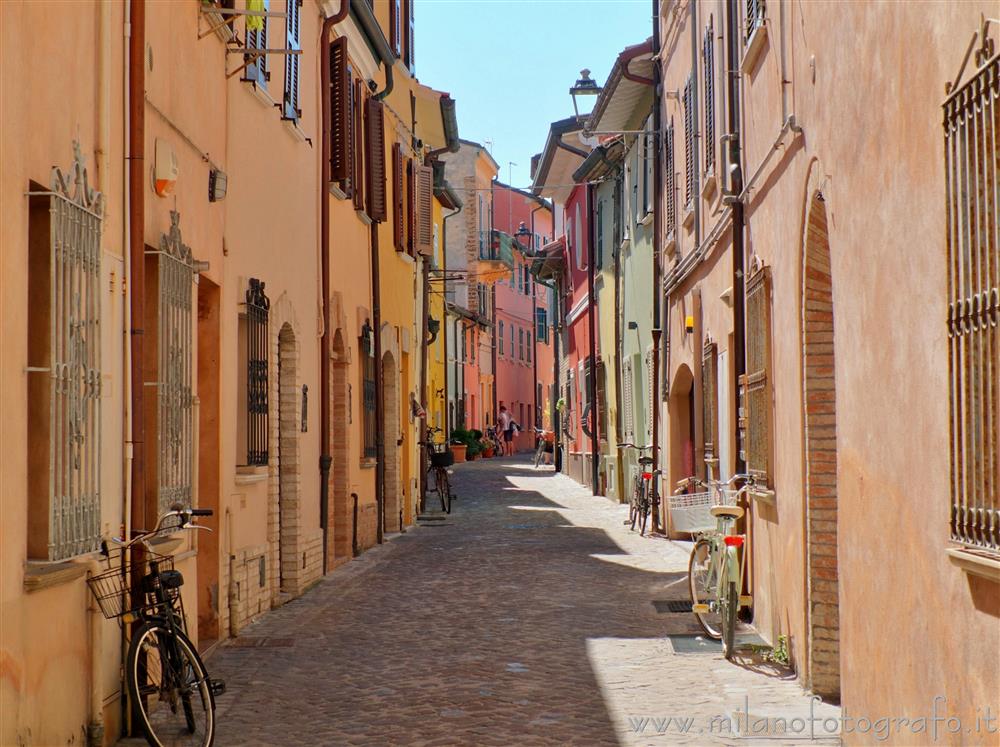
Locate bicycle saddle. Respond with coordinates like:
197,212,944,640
637,456,654,466
710,505,744,519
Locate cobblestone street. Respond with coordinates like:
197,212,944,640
209,458,840,746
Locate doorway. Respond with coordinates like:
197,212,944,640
196,279,221,647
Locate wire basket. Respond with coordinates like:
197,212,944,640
668,487,742,534
86,547,174,621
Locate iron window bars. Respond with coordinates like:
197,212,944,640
246,278,270,466
27,141,104,561
944,31,999,554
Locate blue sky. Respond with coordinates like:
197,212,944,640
415,0,652,189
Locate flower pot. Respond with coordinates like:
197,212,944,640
450,444,467,463
483,447,495,458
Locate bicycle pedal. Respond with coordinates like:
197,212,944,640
692,603,711,614
210,679,226,697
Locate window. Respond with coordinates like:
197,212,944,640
406,157,416,256
414,162,433,255
498,320,504,356
746,0,765,40
944,51,999,554
703,20,716,173
360,322,376,459
392,144,405,252
365,99,387,221
645,118,655,215
702,341,718,462
402,0,415,73
665,122,676,237
351,77,365,210
632,146,641,225
282,0,301,121
741,260,772,484
517,261,524,293
517,327,524,361
622,359,635,441
683,73,695,208
469,328,475,363
245,278,270,466
243,0,269,87
330,36,350,186
574,203,583,268
526,333,531,363
535,307,548,343
510,324,515,359
596,198,604,268
389,0,402,56
26,143,104,561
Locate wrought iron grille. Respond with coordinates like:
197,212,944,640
153,212,195,512
944,35,999,553
361,321,377,459
744,260,772,482
622,358,635,441
36,142,104,561
683,74,695,208
703,21,716,173
246,278,270,466
702,341,718,460
665,123,676,237
746,0,765,41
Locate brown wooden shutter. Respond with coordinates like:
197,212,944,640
392,143,404,251
414,164,434,255
744,261,772,484
365,99,387,222
406,158,416,256
329,36,350,182
702,340,718,461
352,79,364,210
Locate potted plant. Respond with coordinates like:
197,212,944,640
467,439,481,460
450,428,469,463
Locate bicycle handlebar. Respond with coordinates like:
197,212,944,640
617,442,653,451
116,506,214,550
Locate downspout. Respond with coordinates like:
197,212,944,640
491,284,498,420
442,204,462,440
586,185,599,495
419,256,429,513
529,205,543,427
612,177,624,500
650,0,664,531
319,0,351,572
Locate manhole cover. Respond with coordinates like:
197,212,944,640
418,515,447,521
228,637,295,648
666,635,722,654
653,599,693,613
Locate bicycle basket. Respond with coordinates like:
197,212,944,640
667,491,715,533
430,448,455,468
86,547,174,621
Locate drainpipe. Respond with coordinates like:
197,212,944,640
650,0,663,531
319,0,351,572
491,285,498,421
528,204,544,427
586,185,599,494
418,256,429,513
442,204,462,441
612,178,624,499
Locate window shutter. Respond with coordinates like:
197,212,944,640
392,144,404,251
684,74,695,207
702,341,718,460
415,164,434,255
744,261,772,483
243,0,268,85
665,123,676,236
622,359,634,442
405,0,415,71
390,0,401,56
283,0,300,120
703,21,715,173
645,349,654,440
352,78,365,210
365,99,387,222
329,36,350,181
406,158,416,256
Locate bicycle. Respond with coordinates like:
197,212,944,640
669,473,752,660
485,424,504,457
421,427,454,513
87,505,223,747
532,427,554,468
617,442,659,535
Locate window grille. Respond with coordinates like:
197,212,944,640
665,122,676,237
282,0,301,120
683,74,695,208
246,278,270,466
645,349,654,439
743,259,772,483
746,0,765,40
703,21,716,173
154,211,196,511
702,341,718,461
30,141,104,561
944,42,999,553
243,0,268,86
622,359,635,441
361,321,377,459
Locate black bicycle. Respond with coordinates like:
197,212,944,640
88,506,224,747
422,427,454,513
618,442,659,535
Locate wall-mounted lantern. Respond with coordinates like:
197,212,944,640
569,69,602,119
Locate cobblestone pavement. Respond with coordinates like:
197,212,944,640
208,457,841,746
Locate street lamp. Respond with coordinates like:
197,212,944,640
569,69,602,119
515,221,533,253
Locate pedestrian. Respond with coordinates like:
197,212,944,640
498,405,513,456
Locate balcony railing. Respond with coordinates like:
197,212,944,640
478,229,514,268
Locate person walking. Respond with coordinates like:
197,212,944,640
498,405,513,457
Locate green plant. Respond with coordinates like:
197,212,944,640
450,428,470,445
466,439,482,457
749,635,791,666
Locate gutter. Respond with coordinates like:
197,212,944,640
424,95,460,162
586,184,600,494
319,0,351,572
651,0,663,532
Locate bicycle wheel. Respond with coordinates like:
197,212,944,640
628,477,641,531
688,539,723,639
533,442,544,468
638,483,650,535
438,468,451,514
722,580,739,660
127,621,215,747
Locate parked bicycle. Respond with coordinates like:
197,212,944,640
87,505,223,747
484,424,504,457
532,427,554,468
669,473,753,660
421,426,454,513
617,442,659,535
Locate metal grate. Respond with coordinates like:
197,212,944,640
703,341,718,460
665,122,676,237
683,74,695,208
744,260,772,483
361,321,377,459
944,38,999,553
246,278,270,466
37,142,104,561
703,21,716,173
653,600,693,614
746,0,765,41
153,212,195,511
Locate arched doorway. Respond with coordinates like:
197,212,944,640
802,193,840,699
666,364,696,536
275,323,300,599
382,350,401,533
330,329,351,563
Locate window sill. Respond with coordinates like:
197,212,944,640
750,487,775,506
741,23,769,75
701,170,717,200
245,81,276,110
149,534,186,556
619,237,631,253
360,458,377,469
356,209,373,226
682,206,695,230
235,466,268,485
330,183,349,201
23,557,94,592
283,119,307,143
398,252,415,265
640,211,654,228
664,232,678,258
946,547,1000,583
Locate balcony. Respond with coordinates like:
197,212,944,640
477,229,514,279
